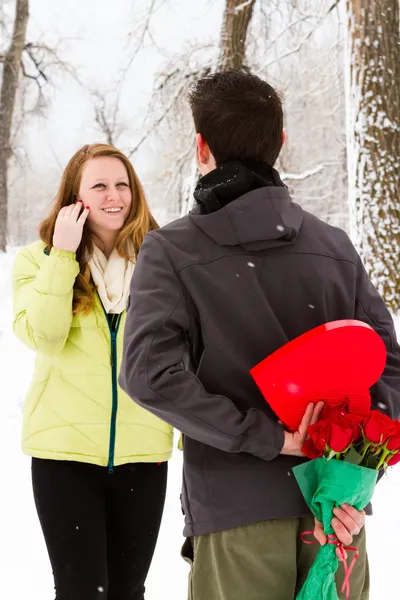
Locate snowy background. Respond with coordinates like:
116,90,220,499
1,0,399,598
4,0,352,243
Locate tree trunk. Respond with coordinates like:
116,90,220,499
345,0,400,312
0,0,29,252
218,0,256,71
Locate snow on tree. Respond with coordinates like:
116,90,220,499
344,0,400,312
218,0,256,71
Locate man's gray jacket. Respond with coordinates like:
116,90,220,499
119,183,400,536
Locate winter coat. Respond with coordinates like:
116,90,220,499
119,161,400,536
12,241,173,469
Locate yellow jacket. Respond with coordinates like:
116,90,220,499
12,241,173,468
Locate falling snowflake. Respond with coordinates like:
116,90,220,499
308,304,315,309
247,262,255,268
98,587,104,593
276,225,285,232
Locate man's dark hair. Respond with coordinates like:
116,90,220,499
188,69,283,167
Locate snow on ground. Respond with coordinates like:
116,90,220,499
0,249,399,599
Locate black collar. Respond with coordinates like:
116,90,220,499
193,160,285,215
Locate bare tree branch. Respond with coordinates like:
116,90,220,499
265,0,342,69
127,78,189,156
162,137,195,212
90,0,168,150
119,0,158,84
20,58,45,101
23,41,80,83
91,90,123,146
281,162,341,181
327,0,340,15
24,42,48,82
264,15,315,54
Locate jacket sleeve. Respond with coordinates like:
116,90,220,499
12,246,80,355
355,255,400,419
119,232,285,461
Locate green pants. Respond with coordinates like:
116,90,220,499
181,516,369,600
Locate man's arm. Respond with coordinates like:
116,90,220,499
119,232,285,461
355,255,400,419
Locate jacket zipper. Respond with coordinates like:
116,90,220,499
98,294,122,473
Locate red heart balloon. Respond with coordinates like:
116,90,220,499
250,320,387,432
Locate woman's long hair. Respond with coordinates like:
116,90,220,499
39,143,158,314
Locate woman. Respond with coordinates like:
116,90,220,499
12,143,173,600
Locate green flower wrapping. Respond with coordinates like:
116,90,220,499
293,458,378,600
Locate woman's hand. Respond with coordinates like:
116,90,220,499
53,202,90,253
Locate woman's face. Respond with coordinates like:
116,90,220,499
78,157,133,236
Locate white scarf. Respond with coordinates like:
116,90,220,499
89,244,135,314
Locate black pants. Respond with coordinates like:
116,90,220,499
32,458,168,600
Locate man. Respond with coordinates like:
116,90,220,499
119,70,400,599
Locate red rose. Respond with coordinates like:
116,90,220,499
320,402,348,421
324,406,358,451
329,422,354,452
320,402,363,443
342,414,364,442
307,420,331,451
302,438,325,459
386,421,400,452
363,410,396,444
388,451,400,467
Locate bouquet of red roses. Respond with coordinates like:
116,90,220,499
293,403,400,600
302,403,400,468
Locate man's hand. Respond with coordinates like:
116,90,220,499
280,402,324,457
314,504,366,560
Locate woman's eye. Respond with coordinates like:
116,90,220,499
117,182,129,188
93,183,105,189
